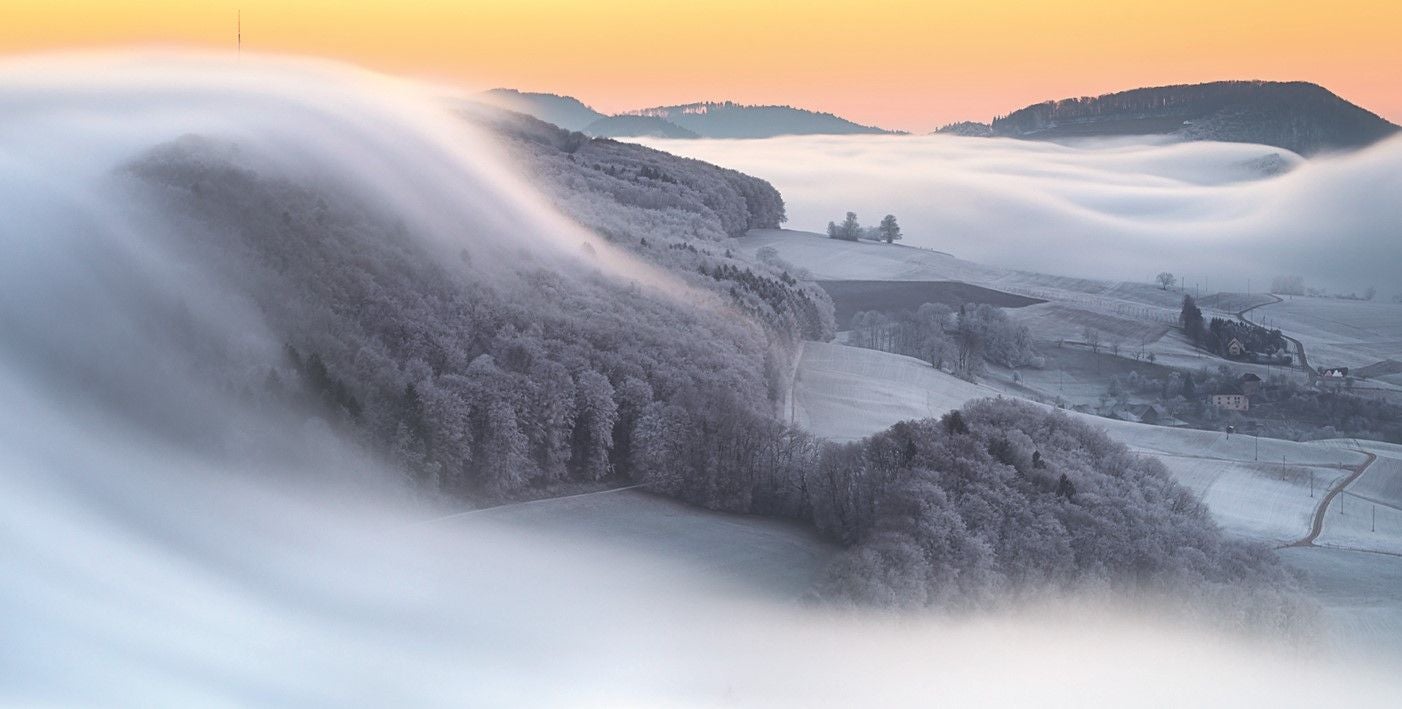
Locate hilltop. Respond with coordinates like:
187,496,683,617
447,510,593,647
936,80,1399,155
621,101,896,138
480,89,897,139
479,88,605,132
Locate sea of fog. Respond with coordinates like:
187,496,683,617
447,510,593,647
638,133,1402,299
2,51,1401,706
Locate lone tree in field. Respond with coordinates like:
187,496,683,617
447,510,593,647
878,214,903,243
1156,272,1177,290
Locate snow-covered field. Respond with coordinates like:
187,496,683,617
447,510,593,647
743,229,1253,360
1148,457,1345,544
1257,296,1402,371
468,488,834,599
1279,547,1402,658
791,341,1001,442
1315,451,1402,556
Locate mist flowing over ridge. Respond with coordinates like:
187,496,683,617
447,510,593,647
5,51,1402,706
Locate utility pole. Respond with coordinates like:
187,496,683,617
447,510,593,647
1374,503,1377,533
237,10,242,55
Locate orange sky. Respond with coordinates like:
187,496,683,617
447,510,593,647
5,1,1400,131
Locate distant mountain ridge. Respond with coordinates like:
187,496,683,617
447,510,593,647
936,80,1399,155
480,89,605,132
480,90,895,139
621,101,895,139
585,114,699,139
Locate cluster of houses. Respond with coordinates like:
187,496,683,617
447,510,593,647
1208,367,1355,412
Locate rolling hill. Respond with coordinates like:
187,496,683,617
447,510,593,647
937,80,1399,155
481,89,898,139
584,114,699,139
479,88,606,132
621,101,896,138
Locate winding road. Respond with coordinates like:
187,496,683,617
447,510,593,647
1287,450,1377,548
1234,296,1382,550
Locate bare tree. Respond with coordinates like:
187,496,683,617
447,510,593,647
1156,272,1177,290
1082,326,1101,354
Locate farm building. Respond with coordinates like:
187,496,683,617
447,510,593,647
1225,337,1246,358
1317,367,1349,388
1211,389,1250,411
1239,372,1262,396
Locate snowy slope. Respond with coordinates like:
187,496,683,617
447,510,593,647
792,342,1364,542
1315,451,1402,555
1256,297,1402,371
792,341,1002,442
469,488,834,599
1279,547,1402,658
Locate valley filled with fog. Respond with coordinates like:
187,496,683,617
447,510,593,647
640,134,1402,299
4,52,1402,707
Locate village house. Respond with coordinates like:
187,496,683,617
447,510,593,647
1211,386,1250,411
1317,367,1349,388
1224,337,1246,358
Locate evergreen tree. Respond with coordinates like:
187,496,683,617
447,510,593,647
878,214,903,243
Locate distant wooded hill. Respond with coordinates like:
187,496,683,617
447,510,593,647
486,81,1398,154
480,89,894,139
935,81,1399,155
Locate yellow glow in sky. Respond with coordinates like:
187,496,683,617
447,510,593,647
5,1,1400,131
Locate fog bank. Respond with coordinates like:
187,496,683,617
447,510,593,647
2,51,1400,705
640,135,1402,297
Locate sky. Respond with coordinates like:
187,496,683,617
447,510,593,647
4,1,1400,132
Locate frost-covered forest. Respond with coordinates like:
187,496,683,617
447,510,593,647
122,107,1303,620
811,400,1306,625
127,110,829,499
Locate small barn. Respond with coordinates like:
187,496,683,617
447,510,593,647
1239,372,1262,396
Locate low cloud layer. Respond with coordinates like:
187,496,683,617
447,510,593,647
2,52,1401,705
641,135,1402,297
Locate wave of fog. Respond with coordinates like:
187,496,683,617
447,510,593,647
2,51,1400,705
639,135,1402,297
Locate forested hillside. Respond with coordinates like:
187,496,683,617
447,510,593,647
943,81,1398,155
127,113,829,500
122,106,1304,622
